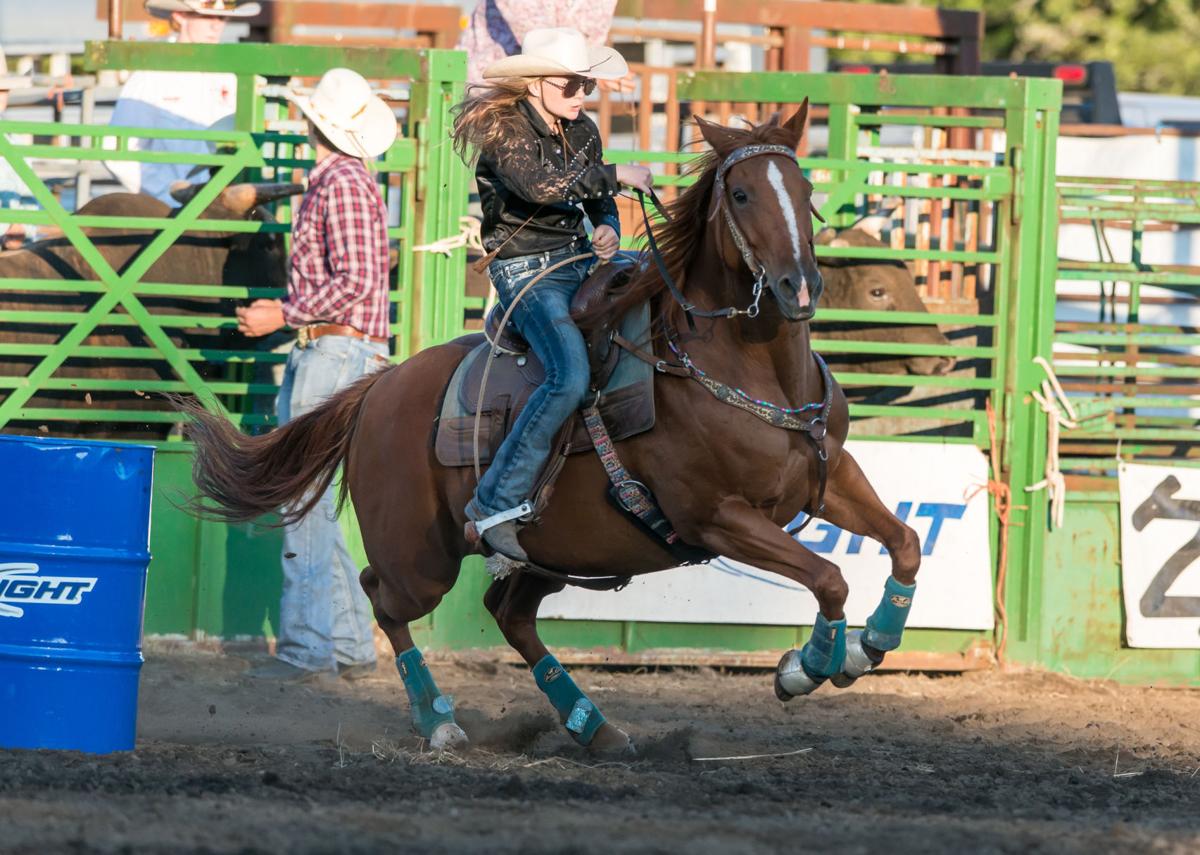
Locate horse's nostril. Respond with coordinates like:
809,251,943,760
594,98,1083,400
935,356,957,375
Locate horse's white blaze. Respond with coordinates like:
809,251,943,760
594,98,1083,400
767,160,803,270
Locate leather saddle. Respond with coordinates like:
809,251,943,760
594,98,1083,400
483,259,631,387
435,258,657,468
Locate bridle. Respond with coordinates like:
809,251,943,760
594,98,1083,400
636,142,822,328
628,142,834,532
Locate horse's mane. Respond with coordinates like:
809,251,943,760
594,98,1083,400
581,118,802,330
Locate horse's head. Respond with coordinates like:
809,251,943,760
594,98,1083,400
697,101,823,322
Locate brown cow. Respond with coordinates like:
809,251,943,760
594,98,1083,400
811,226,956,377
0,183,300,438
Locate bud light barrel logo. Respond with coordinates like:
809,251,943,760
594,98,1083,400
0,563,98,619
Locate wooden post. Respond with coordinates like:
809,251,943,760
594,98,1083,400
108,0,123,40
700,0,716,69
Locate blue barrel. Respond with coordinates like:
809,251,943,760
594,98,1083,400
0,434,154,753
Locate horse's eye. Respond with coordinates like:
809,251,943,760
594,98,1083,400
870,287,886,299
731,188,749,204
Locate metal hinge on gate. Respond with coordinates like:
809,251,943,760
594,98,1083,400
414,119,427,202
1010,148,1023,225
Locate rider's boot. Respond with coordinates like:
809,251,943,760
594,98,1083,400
465,499,530,563
481,520,527,562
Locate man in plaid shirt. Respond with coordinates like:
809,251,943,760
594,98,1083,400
236,68,398,684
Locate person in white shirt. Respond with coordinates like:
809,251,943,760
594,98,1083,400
105,0,259,205
0,45,35,249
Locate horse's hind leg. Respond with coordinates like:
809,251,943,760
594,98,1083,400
361,562,468,751
483,573,633,753
817,449,922,687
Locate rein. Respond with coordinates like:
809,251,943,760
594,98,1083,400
636,187,765,329
634,143,814,330
625,142,835,530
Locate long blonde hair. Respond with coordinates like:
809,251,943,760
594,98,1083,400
451,78,537,163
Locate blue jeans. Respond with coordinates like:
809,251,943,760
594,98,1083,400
275,334,389,672
474,241,593,516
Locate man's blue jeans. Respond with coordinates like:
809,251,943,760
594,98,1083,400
275,334,389,673
474,240,593,517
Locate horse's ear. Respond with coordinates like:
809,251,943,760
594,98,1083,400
781,98,810,151
693,114,742,157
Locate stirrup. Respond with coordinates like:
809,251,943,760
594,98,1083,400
471,501,534,536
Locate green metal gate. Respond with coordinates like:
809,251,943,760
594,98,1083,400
1030,176,1200,683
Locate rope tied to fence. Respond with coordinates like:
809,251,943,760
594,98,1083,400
412,216,483,256
965,398,1012,667
1025,355,1079,530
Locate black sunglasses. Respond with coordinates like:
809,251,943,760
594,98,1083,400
543,76,597,98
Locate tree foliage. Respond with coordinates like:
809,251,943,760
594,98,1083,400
855,0,1200,94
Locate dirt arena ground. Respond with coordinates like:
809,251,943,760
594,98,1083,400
2,644,1198,854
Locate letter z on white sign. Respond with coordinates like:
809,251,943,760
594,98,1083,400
1119,462,1200,648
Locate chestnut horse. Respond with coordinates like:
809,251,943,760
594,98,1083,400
182,105,922,753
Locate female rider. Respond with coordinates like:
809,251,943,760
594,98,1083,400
451,27,654,561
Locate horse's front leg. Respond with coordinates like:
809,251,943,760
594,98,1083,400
484,573,633,753
690,498,851,700
816,449,922,687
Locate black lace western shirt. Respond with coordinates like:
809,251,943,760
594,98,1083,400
476,98,621,260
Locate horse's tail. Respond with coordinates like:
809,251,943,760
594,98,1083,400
174,368,390,525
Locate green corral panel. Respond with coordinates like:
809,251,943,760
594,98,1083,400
1032,496,1200,686
143,449,203,636
143,446,283,640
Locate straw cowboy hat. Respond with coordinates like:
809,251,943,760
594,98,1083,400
291,68,398,159
482,27,628,81
0,47,31,91
145,0,261,19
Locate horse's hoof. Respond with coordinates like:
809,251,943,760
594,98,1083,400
830,630,883,689
429,721,469,752
775,649,824,700
589,722,635,756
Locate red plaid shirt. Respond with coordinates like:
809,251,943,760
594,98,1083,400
282,153,390,339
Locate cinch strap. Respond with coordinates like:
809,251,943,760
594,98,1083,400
532,654,606,745
581,404,678,544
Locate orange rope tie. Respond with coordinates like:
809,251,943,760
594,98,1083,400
965,399,1012,667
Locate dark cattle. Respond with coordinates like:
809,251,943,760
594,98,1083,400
0,183,300,438
812,227,956,376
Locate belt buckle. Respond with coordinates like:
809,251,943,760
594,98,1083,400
296,325,312,349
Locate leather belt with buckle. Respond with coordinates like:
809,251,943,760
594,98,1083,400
296,324,389,349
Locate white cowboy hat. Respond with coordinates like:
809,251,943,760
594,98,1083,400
291,68,398,159
482,27,628,81
145,0,261,19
